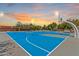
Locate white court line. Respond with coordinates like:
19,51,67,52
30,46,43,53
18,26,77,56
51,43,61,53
6,31,69,56
25,37,50,53
5,32,32,56
7,32,49,56
25,32,69,56
47,36,70,56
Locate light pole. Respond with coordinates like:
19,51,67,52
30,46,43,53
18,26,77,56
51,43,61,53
0,12,4,17
54,11,61,24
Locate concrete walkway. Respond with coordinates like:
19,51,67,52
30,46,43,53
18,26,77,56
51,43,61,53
0,32,29,56
0,32,79,56
49,37,79,56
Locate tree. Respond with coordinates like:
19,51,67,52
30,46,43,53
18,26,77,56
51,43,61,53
72,19,79,26
16,22,22,27
58,22,72,31
47,23,57,30
42,25,47,30
16,22,23,31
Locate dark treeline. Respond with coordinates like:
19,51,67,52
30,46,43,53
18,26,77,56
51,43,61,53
14,18,79,32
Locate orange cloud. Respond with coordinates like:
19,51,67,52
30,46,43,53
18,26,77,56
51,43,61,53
31,18,58,26
9,13,58,25
30,13,47,17
9,13,32,23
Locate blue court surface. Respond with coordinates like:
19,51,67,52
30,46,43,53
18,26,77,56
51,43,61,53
7,31,69,56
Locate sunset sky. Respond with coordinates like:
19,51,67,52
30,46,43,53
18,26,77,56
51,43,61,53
0,3,79,26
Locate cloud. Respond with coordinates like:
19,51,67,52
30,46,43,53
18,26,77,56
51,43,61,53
32,4,47,10
67,4,79,8
7,13,58,25
29,13,56,20
6,3,16,7
21,4,48,11
0,3,16,7
9,13,32,22
49,4,79,19
66,4,79,12
30,13,47,18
